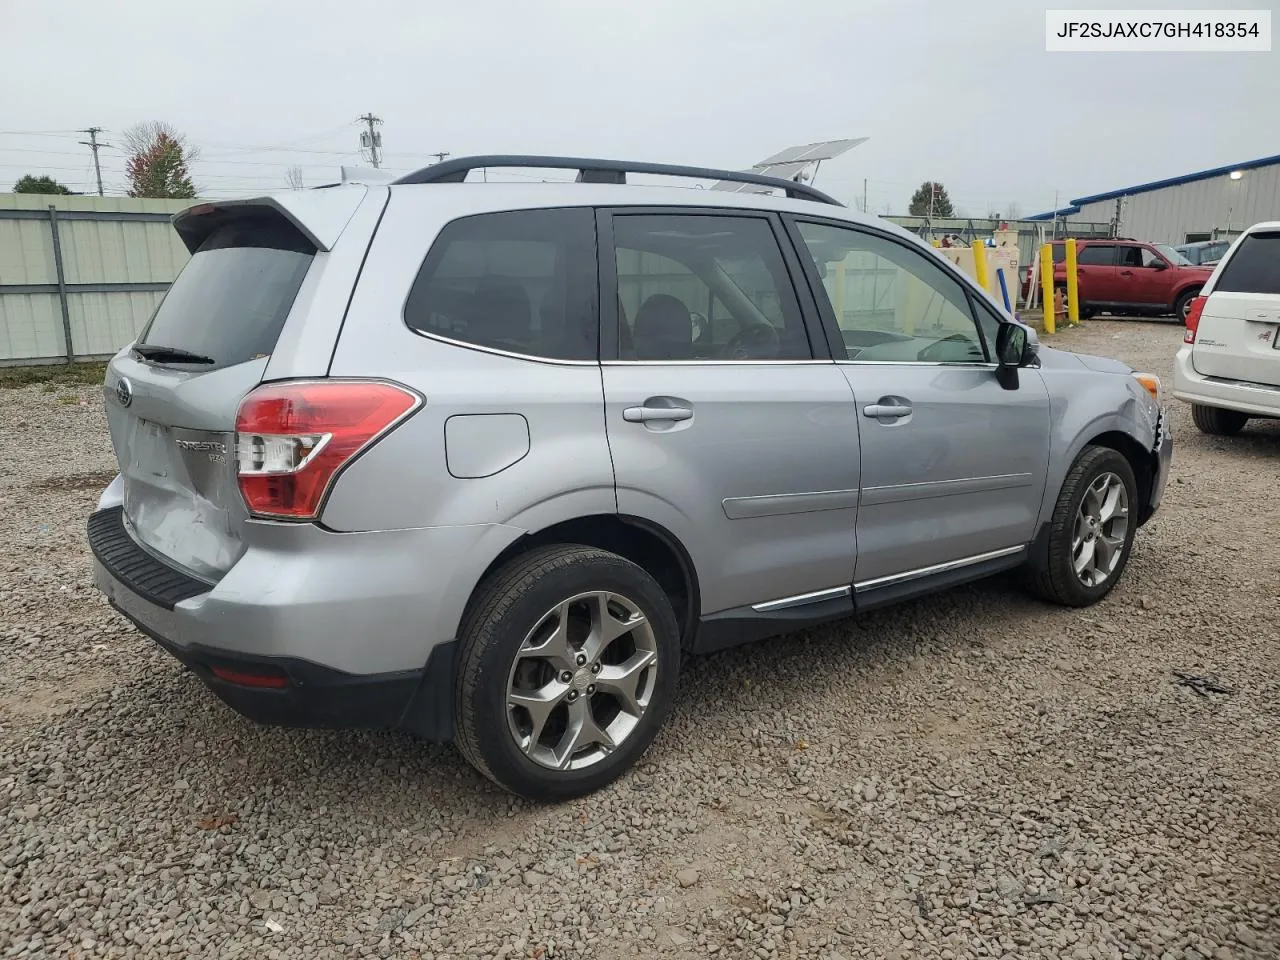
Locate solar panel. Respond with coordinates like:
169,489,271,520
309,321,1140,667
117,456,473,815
757,138,869,166
710,137,868,193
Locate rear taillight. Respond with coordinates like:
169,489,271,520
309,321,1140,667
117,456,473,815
234,380,420,520
1183,295,1206,344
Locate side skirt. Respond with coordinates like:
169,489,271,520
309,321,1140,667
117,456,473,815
689,545,1030,655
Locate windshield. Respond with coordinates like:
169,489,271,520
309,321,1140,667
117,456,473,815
1155,243,1191,265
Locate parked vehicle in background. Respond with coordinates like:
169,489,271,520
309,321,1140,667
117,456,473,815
87,155,1172,801
1045,238,1213,322
1175,239,1231,266
1174,222,1280,435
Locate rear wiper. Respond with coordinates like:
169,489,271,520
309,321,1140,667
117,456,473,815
132,344,215,364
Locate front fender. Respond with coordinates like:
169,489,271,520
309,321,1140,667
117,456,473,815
1040,369,1161,526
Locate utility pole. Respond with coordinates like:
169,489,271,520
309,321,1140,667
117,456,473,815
429,151,450,164
79,127,105,196
928,182,937,221
357,113,383,168
862,178,868,214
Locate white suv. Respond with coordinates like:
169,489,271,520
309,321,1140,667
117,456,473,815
1174,221,1280,435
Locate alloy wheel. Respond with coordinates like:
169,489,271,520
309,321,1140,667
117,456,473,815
505,591,658,771
1072,472,1129,587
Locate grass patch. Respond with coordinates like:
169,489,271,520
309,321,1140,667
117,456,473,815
0,362,108,389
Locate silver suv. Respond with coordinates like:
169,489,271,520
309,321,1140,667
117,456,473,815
89,156,1172,801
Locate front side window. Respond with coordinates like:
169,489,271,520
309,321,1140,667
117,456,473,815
795,221,988,363
1116,246,1145,268
403,208,597,361
612,215,812,361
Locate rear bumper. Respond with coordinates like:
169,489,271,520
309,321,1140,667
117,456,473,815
111,596,455,736
86,503,517,741
1172,346,1280,417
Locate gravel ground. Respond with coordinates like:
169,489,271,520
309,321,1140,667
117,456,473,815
1,320,1277,960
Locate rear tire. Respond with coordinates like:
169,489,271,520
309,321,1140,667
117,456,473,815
1191,404,1248,436
1023,446,1138,608
454,544,680,802
1174,288,1201,324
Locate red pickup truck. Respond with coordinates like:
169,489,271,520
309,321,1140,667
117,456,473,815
1029,238,1214,323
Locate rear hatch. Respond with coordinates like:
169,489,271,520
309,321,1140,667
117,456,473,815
1192,230,1280,388
103,207,318,581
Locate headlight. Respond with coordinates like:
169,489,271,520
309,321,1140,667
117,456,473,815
1132,372,1161,403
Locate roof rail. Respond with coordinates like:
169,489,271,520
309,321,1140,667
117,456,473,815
390,154,844,206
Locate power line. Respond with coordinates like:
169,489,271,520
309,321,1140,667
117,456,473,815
79,127,106,196
357,113,383,168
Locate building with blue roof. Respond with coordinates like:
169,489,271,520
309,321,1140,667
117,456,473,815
1027,154,1280,245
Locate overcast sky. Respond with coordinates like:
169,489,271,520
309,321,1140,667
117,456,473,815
2,0,1275,214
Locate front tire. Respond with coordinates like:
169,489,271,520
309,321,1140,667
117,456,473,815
1024,446,1138,607
454,545,680,802
1191,404,1248,436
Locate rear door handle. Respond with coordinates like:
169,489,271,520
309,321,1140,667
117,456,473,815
623,400,693,423
863,403,912,419
1119,270,1134,276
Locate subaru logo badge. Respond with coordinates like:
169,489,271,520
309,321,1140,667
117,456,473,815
115,376,133,408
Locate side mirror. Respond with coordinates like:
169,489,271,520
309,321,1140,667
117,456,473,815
994,323,1028,390
995,322,1027,366
1151,259,1168,270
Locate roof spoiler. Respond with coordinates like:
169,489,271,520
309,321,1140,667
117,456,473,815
171,185,369,253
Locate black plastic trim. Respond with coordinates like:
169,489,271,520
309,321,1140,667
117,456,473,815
111,598,456,738
692,592,855,654
390,154,843,205
87,507,210,610
854,549,1026,613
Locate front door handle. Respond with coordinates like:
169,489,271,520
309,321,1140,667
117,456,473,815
863,402,912,419
623,400,693,423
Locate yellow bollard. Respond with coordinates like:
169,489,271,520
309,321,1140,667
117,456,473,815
971,240,990,294
1064,238,1080,325
1040,243,1056,335
931,239,941,248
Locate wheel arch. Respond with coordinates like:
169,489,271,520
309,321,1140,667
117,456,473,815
466,513,701,650
1082,429,1157,524
1171,281,1203,310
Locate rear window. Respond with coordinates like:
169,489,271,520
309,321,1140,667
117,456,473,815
139,216,314,369
1077,244,1115,266
1215,232,1280,295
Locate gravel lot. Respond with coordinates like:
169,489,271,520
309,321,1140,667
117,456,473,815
2,320,1277,960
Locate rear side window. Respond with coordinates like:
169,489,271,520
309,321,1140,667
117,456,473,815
139,216,314,370
1077,245,1115,266
1215,232,1280,295
403,208,598,361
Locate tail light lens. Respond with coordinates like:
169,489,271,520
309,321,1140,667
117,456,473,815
1183,295,1206,344
235,380,421,520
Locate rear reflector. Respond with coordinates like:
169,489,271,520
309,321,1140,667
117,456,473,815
210,665,289,688
235,380,421,520
1183,295,1206,344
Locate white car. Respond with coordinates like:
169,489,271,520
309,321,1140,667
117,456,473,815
1173,221,1280,435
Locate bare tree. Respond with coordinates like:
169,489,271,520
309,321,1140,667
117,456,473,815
286,165,305,190
123,121,200,198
